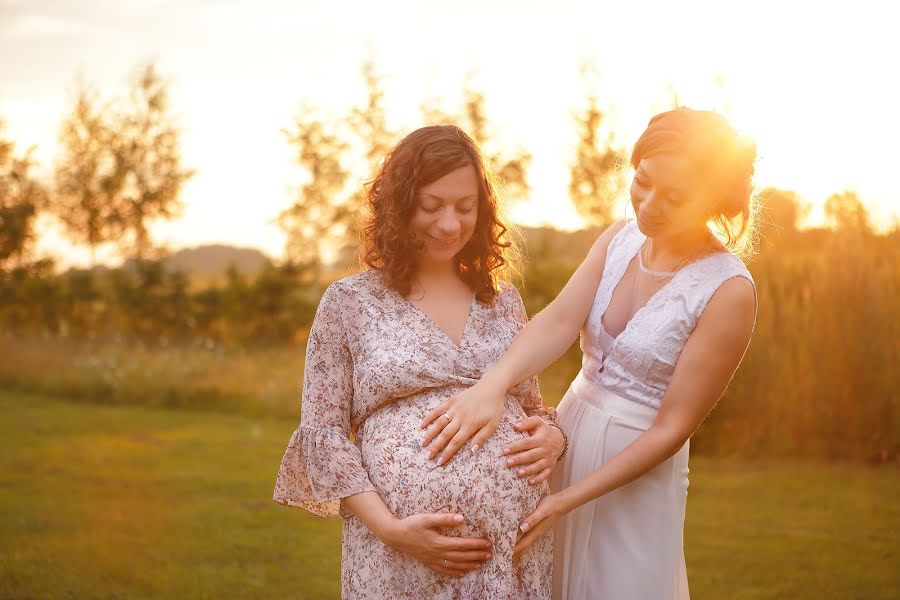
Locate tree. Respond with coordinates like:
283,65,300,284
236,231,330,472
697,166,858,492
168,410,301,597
112,64,194,260
54,83,120,264
824,190,871,233
281,60,399,267
0,120,46,270
340,60,398,261
757,187,810,238
419,86,532,203
462,87,531,202
569,64,624,227
278,107,350,265
54,64,193,263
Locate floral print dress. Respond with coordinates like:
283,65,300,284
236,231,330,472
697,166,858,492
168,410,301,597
273,269,553,599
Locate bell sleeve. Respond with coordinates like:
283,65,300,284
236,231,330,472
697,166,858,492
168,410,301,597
272,283,376,518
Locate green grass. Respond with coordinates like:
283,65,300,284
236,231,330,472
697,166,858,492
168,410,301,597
1,390,897,599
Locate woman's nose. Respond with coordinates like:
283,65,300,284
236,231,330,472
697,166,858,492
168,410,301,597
641,190,662,216
436,209,462,235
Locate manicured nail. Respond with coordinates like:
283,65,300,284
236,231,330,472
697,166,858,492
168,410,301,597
453,514,464,523
517,469,525,476
515,421,523,427
437,457,445,465
520,522,530,532
506,458,513,466
471,444,480,454
503,447,511,455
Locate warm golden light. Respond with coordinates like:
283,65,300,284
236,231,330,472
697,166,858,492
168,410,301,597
1,0,896,267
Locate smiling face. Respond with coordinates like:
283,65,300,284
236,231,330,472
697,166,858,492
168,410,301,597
410,163,480,266
630,153,715,240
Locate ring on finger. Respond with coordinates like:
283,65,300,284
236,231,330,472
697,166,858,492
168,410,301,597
441,412,453,422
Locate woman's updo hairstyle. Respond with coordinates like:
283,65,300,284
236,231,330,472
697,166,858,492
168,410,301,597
631,108,759,256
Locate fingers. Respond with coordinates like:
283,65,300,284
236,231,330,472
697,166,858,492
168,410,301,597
513,523,548,560
424,513,466,528
513,506,552,559
436,426,475,465
470,425,494,455
427,420,463,460
515,459,552,481
420,414,452,449
502,435,539,457
512,415,545,433
442,536,493,551
420,399,453,430
527,466,554,486
519,505,546,536
446,559,486,571
505,447,544,468
445,549,493,562
429,558,483,576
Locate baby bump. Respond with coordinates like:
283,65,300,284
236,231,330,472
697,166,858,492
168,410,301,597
359,389,548,540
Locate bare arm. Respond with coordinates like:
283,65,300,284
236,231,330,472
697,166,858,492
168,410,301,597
420,220,628,463
513,276,757,556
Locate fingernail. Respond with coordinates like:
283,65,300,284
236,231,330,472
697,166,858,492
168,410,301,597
506,458,513,466
520,522,530,532
437,457,445,465
528,478,535,484
471,444,479,454
515,422,523,427
503,447,511,455
486,554,493,560
453,514,464,523
517,469,525,476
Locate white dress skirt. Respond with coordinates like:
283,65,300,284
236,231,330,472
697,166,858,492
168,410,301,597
550,370,691,600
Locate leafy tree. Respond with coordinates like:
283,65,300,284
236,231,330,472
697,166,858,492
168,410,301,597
0,120,46,270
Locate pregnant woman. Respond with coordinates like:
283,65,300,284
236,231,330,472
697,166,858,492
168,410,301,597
421,108,759,599
273,125,565,599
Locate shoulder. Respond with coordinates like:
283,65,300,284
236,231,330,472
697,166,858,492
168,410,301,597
701,266,757,335
493,280,528,318
325,269,383,299
596,219,632,249
493,280,523,308
313,271,377,318
585,219,633,260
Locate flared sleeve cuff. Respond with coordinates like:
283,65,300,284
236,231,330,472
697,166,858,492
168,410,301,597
272,426,376,518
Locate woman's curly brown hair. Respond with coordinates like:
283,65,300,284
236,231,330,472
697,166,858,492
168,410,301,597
361,124,515,305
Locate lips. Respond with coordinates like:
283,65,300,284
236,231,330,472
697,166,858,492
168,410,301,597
427,234,460,246
637,213,664,230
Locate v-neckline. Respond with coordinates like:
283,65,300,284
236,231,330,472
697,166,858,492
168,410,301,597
600,239,725,343
398,288,477,350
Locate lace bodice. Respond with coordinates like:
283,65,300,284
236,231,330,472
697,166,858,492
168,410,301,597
581,220,756,409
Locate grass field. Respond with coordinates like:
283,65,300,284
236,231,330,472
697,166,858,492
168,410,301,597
1,390,898,599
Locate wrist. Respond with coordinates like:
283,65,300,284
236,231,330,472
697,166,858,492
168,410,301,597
480,369,512,400
373,515,403,547
554,487,579,515
546,421,568,462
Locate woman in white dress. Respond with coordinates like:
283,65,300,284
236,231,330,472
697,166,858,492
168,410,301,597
419,108,759,599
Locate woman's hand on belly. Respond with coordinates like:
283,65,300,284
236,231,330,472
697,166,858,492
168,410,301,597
382,513,495,577
503,416,566,485
419,379,509,464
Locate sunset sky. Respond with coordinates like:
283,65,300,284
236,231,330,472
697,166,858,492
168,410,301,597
2,0,897,266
